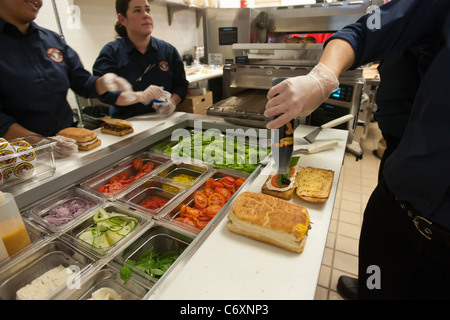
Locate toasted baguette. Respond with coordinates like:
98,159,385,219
57,127,97,143
295,167,334,203
227,192,310,253
78,138,101,151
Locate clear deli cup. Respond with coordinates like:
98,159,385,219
152,91,171,116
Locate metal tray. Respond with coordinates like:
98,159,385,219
55,263,151,300
157,162,209,189
117,177,185,216
0,239,95,300
62,202,150,259
114,222,194,285
159,169,248,234
24,186,105,234
80,152,170,200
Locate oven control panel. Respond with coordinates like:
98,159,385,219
329,84,354,102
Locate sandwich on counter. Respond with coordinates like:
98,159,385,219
100,117,134,136
261,156,300,200
227,192,310,253
57,127,101,151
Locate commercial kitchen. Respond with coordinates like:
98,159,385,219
0,0,385,301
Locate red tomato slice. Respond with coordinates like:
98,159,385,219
110,175,120,184
194,191,208,209
141,161,155,173
108,182,123,193
132,158,143,171
220,176,235,188
215,187,232,201
235,177,246,189
203,187,214,197
205,178,215,189
211,181,224,190
208,193,226,207
205,205,221,218
196,220,209,229
118,171,129,181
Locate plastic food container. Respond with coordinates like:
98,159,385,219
81,152,170,199
0,239,95,300
117,178,184,216
114,222,193,285
0,135,57,190
24,187,105,234
161,169,248,233
56,263,151,300
63,203,149,259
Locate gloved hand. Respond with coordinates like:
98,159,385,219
264,63,339,129
136,85,164,105
154,98,176,116
49,135,78,159
97,73,133,94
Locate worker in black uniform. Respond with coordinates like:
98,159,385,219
0,0,132,140
265,0,450,299
93,0,188,119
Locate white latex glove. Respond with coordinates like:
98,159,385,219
50,135,78,159
154,98,176,116
98,73,133,93
264,63,339,129
136,85,164,105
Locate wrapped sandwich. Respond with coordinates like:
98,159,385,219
227,192,310,253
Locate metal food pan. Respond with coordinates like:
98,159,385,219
157,162,209,189
62,202,150,259
24,186,105,234
56,263,151,300
0,218,49,269
80,152,170,200
114,222,194,285
117,178,185,216
0,239,95,300
159,169,248,234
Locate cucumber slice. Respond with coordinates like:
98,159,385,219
105,229,124,244
92,233,110,248
79,229,94,245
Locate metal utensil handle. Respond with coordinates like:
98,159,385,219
321,114,354,129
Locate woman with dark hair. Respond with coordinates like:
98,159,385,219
93,0,188,119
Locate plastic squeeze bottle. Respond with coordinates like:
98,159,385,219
271,77,295,187
0,191,31,256
0,236,8,261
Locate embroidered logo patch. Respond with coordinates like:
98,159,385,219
47,48,63,63
159,60,169,71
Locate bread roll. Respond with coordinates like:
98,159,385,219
57,127,101,151
227,192,310,253
295,167,334,203
100,117,134,136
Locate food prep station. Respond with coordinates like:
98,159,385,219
0,111,348,300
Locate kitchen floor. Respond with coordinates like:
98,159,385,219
314,121,383,300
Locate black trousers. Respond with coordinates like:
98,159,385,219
358,180,450,299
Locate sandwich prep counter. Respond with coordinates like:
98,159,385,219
0,112,348,300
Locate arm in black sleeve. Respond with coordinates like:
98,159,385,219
325,0,450,69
